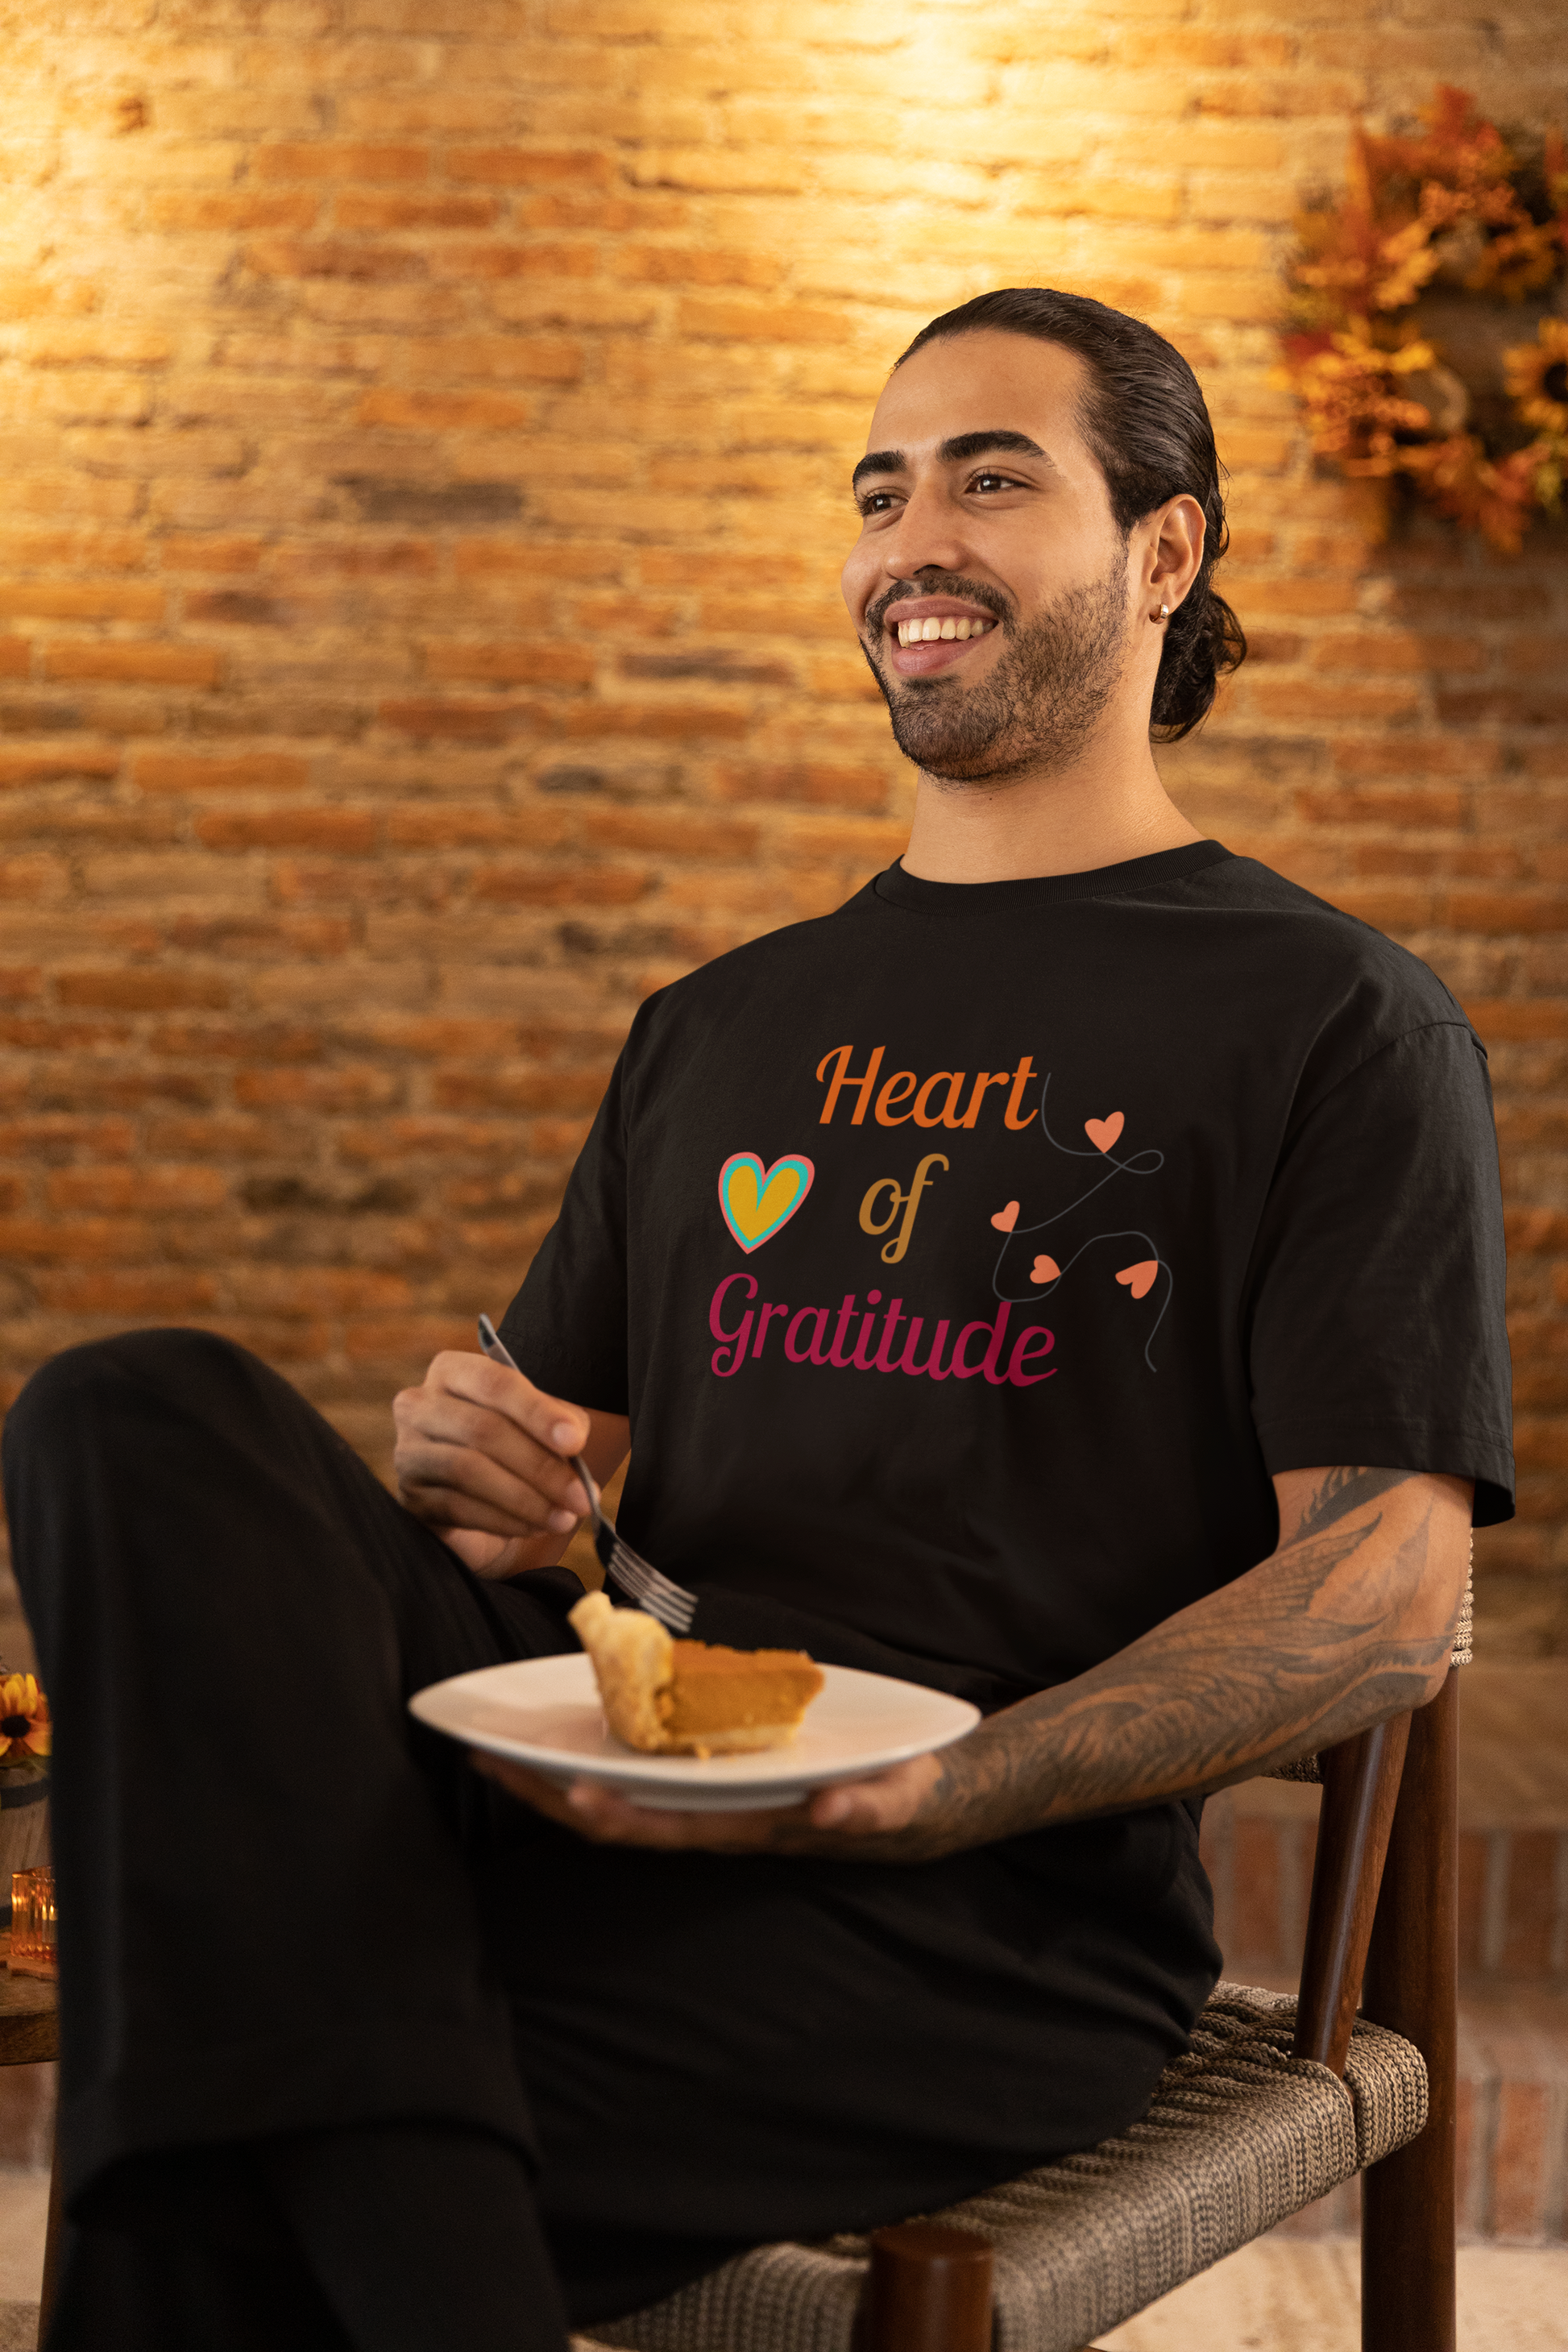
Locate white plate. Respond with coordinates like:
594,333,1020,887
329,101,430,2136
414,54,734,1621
409,1653,981,1811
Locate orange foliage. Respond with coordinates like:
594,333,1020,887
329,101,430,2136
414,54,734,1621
1279,87,1568,551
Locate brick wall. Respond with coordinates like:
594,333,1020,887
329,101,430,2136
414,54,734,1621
0,1,1564,1649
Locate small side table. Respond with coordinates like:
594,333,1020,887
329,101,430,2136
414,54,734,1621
0,1935,58,2349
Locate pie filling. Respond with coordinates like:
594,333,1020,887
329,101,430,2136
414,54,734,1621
570,1591,824,1757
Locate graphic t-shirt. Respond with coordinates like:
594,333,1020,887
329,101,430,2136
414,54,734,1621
505,840,1512,1707
496,840,1512,2238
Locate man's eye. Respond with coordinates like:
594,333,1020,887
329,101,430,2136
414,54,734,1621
971,472,1018,495
859,491,898,516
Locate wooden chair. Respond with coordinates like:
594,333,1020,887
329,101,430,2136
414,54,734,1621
577,1616,1468,2352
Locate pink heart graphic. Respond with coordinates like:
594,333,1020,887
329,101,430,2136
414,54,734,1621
1085,1113,1125,1155
1116,1259,1159,1301
990,1200,1020,1233
1030,1254,1060,1284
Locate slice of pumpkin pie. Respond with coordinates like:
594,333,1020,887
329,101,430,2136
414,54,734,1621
569,1590,824,1757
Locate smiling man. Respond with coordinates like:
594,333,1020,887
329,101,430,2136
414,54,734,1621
5,289,1512,2352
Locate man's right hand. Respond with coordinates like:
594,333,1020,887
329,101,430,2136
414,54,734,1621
393,1350,627,1579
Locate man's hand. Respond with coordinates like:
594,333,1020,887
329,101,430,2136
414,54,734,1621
392,1350,628,1580
469,1748,948,1856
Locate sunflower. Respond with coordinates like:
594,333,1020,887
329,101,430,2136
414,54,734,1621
0,1676,50,1764
1506,317,1568,438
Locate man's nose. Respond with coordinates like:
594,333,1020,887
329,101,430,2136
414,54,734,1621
881,480,972,580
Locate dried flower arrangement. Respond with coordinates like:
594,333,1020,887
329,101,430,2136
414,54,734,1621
1278,86,1568,552
0,1676,49,1781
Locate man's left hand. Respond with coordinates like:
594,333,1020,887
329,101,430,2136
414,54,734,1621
471,1747,947,1856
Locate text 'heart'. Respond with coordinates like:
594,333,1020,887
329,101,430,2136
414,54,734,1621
990,1200,1020,1234
718,1153,815,1253
1085,1112,1125,1155
1115,1259,1159,1300
1030,1255,1060,1284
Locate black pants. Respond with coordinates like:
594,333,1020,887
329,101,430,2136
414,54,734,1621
2,1331,755,2343
4,1330,1219,2345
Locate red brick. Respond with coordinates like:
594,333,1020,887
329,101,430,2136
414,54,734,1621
1444,893,1567,937
244,238,430,283
148,193,321,231
1249,679,1424,722
1297,786,1468,828
354,389,532,429
384,806,569,849
431,1068,609,1112
453,541,623,580
335,194,501,231
194,809,378,852
469,865,649,906
422,643,596,686
159,537,266,571
43,643,222,685
0,583,163,621
1466,1002,1568,1041
446,150,616,186
0,1217,151,1263
378,698,539,740
56,971,230,1011
1491,2081,1553,2238
252,143,430,181
44,1166,229,1211
715,761,890,811
33,1271,220,1313
233,1068,400,1109
133,753,310,794
560,701,749,742
580,809,758,857
0,747,122,788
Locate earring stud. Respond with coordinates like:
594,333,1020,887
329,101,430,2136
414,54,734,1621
1158,602,1170,619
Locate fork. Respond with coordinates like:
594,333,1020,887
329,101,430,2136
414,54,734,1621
475,1315,698,1633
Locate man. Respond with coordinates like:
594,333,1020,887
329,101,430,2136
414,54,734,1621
4,288,1512,2352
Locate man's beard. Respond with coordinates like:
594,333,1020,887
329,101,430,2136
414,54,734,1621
861,560,1131,785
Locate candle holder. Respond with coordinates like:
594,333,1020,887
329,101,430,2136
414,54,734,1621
10,1868,56,1980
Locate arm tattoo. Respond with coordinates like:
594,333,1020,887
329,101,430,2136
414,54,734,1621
785,1464,1462,1866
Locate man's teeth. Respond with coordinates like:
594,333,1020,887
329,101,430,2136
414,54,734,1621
894,616,993,646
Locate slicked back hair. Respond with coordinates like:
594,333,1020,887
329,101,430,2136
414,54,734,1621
895,287,1247,742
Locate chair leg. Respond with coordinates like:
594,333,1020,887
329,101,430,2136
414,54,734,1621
856,2223,993,2352
37,2122,61,2350
1359,1667,1458,2352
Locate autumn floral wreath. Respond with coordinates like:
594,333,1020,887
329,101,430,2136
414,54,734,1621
1278,86,1568,551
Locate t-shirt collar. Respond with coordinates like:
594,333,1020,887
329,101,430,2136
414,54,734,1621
872,839,1233,917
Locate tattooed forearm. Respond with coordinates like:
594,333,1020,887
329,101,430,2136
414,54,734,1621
801,1465,1471,1866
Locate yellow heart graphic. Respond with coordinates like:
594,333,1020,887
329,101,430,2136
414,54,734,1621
718,1152,815,1252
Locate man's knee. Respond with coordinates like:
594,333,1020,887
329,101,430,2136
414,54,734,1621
3,1328,263,1469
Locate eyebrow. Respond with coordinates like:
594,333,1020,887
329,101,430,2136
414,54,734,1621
850,429,1051,492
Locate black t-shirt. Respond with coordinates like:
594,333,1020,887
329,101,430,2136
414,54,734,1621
504,840,1512,1711
496,841,1512,2238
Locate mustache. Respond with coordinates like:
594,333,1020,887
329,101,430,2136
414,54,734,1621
864,575,1011,639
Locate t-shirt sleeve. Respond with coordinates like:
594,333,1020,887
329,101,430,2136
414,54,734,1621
496,1049,631,1417
1246,1018,1514,1525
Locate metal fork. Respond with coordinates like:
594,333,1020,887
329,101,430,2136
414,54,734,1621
476,1315,697,1633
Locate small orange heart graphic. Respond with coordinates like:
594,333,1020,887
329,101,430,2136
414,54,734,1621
1085,1112,1125,1155
990,1200,1020,1233
1115,1259,1159,1301
1030,1255,1060,1284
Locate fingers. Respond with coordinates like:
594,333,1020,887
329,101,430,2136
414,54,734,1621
393,1352,591,1538
469,1753,813,1851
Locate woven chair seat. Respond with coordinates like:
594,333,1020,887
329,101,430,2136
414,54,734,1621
579,1982,1428,2352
